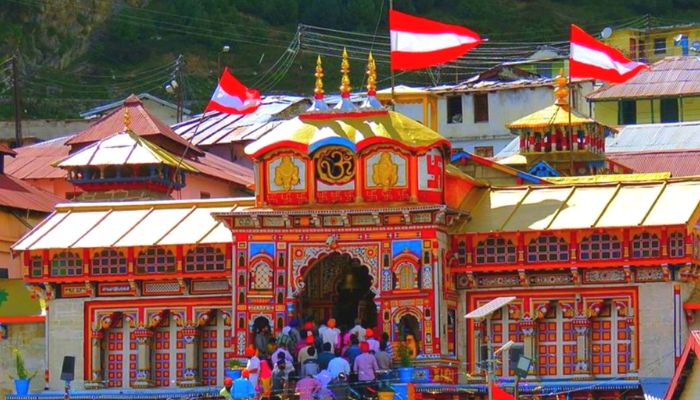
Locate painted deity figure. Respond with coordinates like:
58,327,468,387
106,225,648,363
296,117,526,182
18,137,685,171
372,152,398,190
274,155,300,191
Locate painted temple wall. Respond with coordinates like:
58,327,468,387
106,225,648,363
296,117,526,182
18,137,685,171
0,322,45,397
47,297,87,390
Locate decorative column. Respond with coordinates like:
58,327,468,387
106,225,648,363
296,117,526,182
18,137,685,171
132,325,154,388
518,316,537,378
85,329,105,389
178,324,200,387
572,315,592,378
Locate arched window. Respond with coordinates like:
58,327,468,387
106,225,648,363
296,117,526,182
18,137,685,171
51,251,83,276
631,232,660,259
29,255,43,278
92,249,127,275
250,259,273,290
135,248,175,274
527,235,569,263
185,246,226,272
475,237,516,264
457,240,467,265
669,232,685,258
394,261,418,289
579,233,622,260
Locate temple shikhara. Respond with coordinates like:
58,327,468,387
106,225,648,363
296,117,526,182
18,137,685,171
11,50,700,400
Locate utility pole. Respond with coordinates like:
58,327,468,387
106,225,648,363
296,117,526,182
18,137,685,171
11,54,22,147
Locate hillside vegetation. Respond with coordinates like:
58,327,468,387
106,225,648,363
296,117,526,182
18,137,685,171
1,0,700,119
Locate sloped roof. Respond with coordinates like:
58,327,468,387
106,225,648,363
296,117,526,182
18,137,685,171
55,131,197,172
588,56,700,100
67,94,201,154
0,143,17,156
507,104,595,129
4,134,253,187
0,173,64,212
664,331,700,400
458,178,700,233
607,150,700,177
451,151,547,184
172,95,308,146
547,172,672,184
12,197,254,251
245,110,449,158
80,92,191,118
606,121,700,153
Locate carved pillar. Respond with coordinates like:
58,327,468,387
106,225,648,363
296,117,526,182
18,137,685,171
518,316,537,378
572,315,592,378
132,325,154,388
178,324,200,387
85,329,105,389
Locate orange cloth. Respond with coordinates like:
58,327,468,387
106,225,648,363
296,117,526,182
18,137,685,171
365,328,374,338
327,319,336,328
245,346,256,357
306,334,314,345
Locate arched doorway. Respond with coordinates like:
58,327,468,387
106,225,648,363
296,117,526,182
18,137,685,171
299,252,377,329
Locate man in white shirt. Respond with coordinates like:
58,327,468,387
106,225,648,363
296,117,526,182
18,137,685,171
245,347,260,391
349,319,366,341
321,318,340,352
327,349,351,380
365,328,380,353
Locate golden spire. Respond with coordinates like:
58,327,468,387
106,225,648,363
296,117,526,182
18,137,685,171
366,52,377,96
554,68,569,106
123,107,132,131
314,55,324,100
339,47,351,97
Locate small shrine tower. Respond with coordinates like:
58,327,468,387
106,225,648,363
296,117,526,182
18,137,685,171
55,109,198,201
507,72,608,176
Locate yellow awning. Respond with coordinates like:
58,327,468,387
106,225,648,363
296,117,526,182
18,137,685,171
12,197,254,251
547,172,672,184
507,104,594,129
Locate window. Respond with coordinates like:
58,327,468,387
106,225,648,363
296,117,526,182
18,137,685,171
200,192,211,199
250,260,273,290
631,232,660,259
619,100,636,125
185,246,226,272
30,255,43,277
135,248,175,274
457,241,467,265
51,251,83,276
660,98,679,123
653,38,666,54
473,93,489,123
474,146,494,158
92,249,127,275
580,233,622,260
629,38,638,60
475,237,516,264
669,232,685,258
446,95,463,124
0,268,7,279
527,235,569,263
395,261,418,289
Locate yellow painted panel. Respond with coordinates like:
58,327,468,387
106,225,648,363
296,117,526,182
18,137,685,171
549,186,618,229
644,181,700,226
596,184,664,227
0,279,42,318
502,187,573,231
593,101,618,126
465,189,530,232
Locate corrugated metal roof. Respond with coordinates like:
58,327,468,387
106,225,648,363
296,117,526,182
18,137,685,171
80,92,191,118
12,197,254,251
68,94,200,154
606,121,700,152
607,150,700,177
0,173,63,212
55,131,197,172
588,56,700,100
172,96,309,146
458,178,700,233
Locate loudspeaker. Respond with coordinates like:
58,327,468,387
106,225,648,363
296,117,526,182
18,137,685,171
60,356,75,382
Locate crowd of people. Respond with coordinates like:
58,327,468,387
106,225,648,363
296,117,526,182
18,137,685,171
220,317,396,400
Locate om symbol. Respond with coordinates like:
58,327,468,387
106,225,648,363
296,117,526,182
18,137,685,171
316,147,355,184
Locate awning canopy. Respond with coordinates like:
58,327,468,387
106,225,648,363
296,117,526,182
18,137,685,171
12,197,254,251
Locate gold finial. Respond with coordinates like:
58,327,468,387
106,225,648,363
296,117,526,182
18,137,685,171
314,55,324,100
339,48,351,97
123,107,131,131
366,52,377,96
554,68,569,106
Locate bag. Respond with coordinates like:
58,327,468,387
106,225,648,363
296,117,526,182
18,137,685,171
276,332,296,353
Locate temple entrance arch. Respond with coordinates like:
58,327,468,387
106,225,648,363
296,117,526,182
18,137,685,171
298,252,377,330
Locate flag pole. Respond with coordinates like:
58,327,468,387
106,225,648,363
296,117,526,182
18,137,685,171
568,66,574,176
389,0,395,110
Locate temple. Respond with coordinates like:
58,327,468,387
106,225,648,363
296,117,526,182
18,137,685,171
11,50,700,399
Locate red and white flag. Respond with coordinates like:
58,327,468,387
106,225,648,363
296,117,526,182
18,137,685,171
491,383,516,400
390,9,482,71
570,24,648,83
205,68,261,114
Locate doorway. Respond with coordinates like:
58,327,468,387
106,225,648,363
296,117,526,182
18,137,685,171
299,252,376,329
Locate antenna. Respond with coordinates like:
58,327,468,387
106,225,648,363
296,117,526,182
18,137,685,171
601,27,613,39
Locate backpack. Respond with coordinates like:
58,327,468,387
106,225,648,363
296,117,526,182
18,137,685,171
276,331,296,353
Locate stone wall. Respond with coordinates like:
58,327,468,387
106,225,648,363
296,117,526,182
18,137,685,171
47,298,87,390
0,322,46,397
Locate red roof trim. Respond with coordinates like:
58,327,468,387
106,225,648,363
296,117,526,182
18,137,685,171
0,315,45,324
665,331,700,399
299,110,389,121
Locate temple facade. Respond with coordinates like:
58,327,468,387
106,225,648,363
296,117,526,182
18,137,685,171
12,51,700,399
